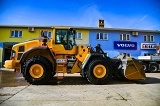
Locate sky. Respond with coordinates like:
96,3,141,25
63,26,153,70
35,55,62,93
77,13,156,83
0,0,160,30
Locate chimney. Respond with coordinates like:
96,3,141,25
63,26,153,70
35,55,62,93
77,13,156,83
98,19,104,28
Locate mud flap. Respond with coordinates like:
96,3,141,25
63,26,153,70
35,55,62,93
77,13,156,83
122,58,146,80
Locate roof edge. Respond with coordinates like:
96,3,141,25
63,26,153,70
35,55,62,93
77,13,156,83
0,25,160,33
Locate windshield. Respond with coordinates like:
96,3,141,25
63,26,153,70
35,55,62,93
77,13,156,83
56,30,67,44
55,29,76,45
55,29,76,50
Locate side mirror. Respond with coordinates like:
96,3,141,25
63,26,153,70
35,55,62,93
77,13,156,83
69,28,73,31
40,30,44,37
73,30,76,35
69,28,76,35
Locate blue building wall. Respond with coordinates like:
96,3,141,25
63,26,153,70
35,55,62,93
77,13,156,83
89,30,160,58
0,42,3,48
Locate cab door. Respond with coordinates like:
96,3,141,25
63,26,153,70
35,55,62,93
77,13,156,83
52,29,77,55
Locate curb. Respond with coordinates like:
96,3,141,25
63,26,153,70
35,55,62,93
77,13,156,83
0,68,14,71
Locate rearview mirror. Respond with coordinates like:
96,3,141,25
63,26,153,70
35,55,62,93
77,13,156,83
69,28,76,35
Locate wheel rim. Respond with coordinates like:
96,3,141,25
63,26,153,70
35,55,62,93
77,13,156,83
142,65,147,71
93,65,107,78
29,64,44,78
151,66,157,72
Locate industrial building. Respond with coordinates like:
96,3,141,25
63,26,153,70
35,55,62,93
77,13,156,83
0,20,160,67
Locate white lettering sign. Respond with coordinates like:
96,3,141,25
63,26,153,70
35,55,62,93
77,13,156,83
117,44,135,47
56,59,67,63
141,43,156,49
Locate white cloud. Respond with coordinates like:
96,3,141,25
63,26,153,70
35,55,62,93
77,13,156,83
77,2,160,30
129,15,160,30
138,15,148,23
78,3,112,27
77,3,159,30
97,13,160,30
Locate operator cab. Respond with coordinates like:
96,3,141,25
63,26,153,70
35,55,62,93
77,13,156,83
55,28,76,50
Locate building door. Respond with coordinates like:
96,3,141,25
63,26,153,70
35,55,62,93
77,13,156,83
0,48,2,67
2,44,13,67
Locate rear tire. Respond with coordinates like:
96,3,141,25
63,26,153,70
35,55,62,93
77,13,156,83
141,62,149,72
23,56,52,85
86,58,112,85
149,63,159,73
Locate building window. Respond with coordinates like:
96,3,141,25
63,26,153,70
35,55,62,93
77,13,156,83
144,35,154,42
96,33,108,40
75,32,82,39
10,30,22,37
43,31,52,38
120,34,130,41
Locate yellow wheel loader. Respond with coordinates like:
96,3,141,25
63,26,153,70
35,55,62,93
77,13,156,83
4,27,146,85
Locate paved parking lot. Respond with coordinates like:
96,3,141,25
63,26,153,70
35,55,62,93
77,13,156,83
0,69,160,106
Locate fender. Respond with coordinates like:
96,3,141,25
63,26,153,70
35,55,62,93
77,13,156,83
81,53,105,70
20,46,55,64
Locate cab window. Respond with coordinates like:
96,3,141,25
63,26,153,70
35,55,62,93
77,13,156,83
55,30,67,44
55,29,76,50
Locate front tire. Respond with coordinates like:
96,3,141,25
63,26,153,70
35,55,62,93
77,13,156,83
86,58,112,85
23,56,52,85
149,63,159,73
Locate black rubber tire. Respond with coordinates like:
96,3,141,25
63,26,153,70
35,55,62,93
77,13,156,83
149,63,159,73
21,62,25,75
21,61,27,77
23,56,52,85
85,58,112,85
141,62,149,72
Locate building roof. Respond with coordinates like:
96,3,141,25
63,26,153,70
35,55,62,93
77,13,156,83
73,26,160,33
0,25,160,33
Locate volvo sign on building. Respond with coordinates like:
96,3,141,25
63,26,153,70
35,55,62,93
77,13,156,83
114,41,137,50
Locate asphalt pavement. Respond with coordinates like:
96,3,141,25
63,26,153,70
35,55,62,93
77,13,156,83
0,69,160,106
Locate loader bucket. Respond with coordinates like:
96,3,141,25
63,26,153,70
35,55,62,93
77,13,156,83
122,58,146,80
